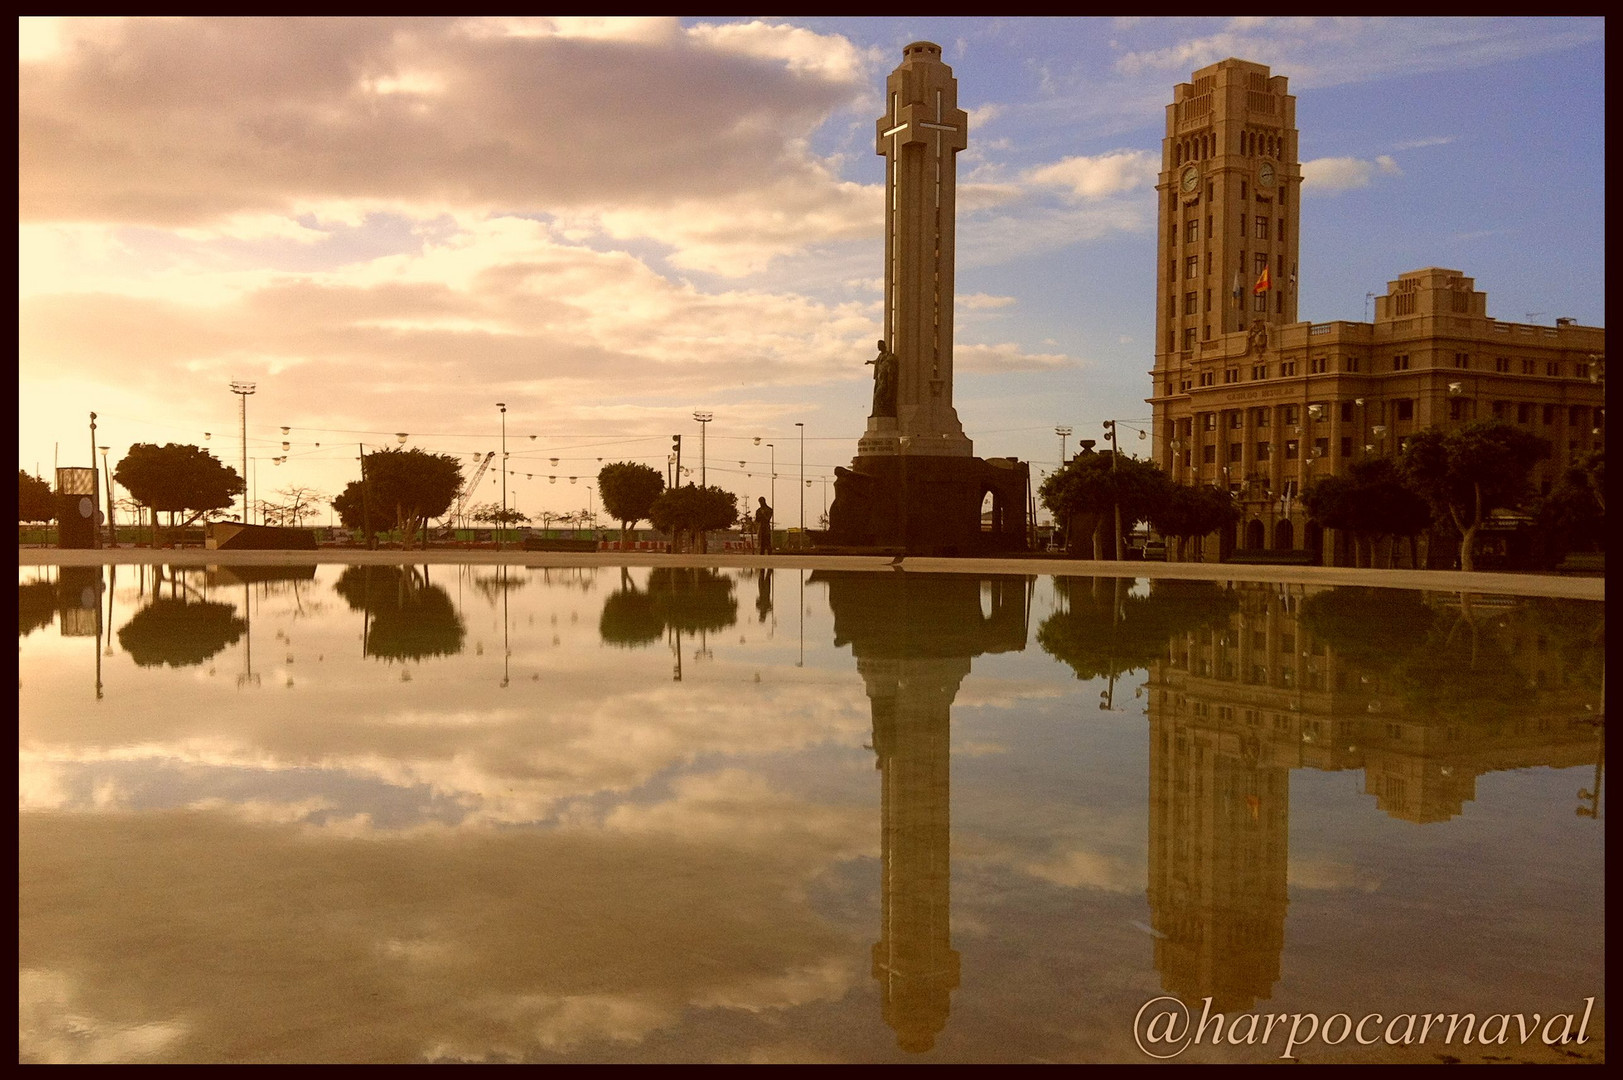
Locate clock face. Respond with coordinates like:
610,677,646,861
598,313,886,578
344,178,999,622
1259,161,1276,188
1180,166,1199,194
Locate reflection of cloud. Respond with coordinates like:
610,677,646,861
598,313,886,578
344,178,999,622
1288,858,1383,892
1019,848,1142,893
20,969,188,1064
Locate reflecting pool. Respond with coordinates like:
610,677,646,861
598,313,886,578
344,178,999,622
18,564,1606,1062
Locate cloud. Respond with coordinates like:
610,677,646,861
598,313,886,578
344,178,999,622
1027,150,1159,200
955,343,1073,374
1390,135,1455,151
1300,155,1401,193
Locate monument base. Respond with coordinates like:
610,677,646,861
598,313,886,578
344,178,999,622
825,454,1029,556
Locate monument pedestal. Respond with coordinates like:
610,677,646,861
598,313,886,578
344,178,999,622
826,452,1028,556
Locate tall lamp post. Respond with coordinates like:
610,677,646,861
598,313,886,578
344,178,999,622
230,381,256,522
795,422,805,531
1055,425,1072,469
497,403,508,550
693,411,712,486
767,443,775,511
88,412,100,549
98,446,113,544
1103,420,1122,560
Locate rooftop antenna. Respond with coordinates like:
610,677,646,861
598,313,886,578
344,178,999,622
1364,292,1377,322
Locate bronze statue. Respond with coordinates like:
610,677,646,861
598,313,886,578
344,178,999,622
867,339,898,417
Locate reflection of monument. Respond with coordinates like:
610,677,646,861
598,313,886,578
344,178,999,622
815,571,1028,1052
825,43,1028,555
1142,583,1604,1010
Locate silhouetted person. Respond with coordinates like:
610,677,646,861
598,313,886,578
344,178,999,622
755,498,774,555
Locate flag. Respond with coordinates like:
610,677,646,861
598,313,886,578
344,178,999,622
1232,271,1242,308
1253,265,1270,294
1289,263,1297,291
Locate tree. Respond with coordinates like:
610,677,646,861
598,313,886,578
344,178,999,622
332,448,463,548
1532,454,1605,565
263,485,325,529
1302,458,1431,567
1039,451,1172,559
648,484,737,553
470,502,531,527
598,462,665,541
1400,421,1550,572
19,470,54,523
113,443,244,543
1150,484,1239,561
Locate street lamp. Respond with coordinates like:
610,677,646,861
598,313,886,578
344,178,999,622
497,403,508,549
795,422,805,531
98,445,113,544
766,443,775,510
230,381,256,522
1055,425,1072,468
693,411,712,486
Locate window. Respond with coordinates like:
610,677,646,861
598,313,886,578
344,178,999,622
1314,437,1329,459
1203,324,1212,341
1253,294,1268,311
1254,253,1269,277
1252,364,1268,380
1345,357,1361,372
1493,401,1508,419
1284,440,1299,460
1277,218,1285,243
1179,379,1192,393
1185,219,1199,244
1185,291,1199,315
1284,405,1300,426
1224,368,1239,383
1203,413,1217,431
1254,216,1270,240
1198,371,1214,386
1205,289,1212,313
1203,445,1216,463
1543,404,1556,425
1396,399,1413,421
1182,450,1191,467
1186,256,1199,280
1229,442,1242,462
1340,402,1354,422
1521,359,1536,375
1228,412,1243,429
1547,361,1561,377
1182,327,1196,351
1168,260,1176,283
1280,361,1297,376
1340,436,1353,457
1277,292,1283,314
1241,180,1248,200
1393,354,1410,371
1449,398,1468,421
1569,406,1587,426
1310,357,1327,373
1206,252,1213,275
1517,402,1532,424
1495,357,1511,373
1253,408,1270,427
1256,441,1271,460
1454,352,1470,369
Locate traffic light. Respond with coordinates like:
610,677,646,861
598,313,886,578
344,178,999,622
672,434,682,454
671,435,682,484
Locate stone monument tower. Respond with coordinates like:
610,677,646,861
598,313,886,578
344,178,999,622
861,41,973,460
827,43,1027,555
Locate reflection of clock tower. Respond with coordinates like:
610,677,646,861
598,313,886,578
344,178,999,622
1153,59,1300,395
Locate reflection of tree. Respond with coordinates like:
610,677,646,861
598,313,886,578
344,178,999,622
1298,587,1435,676
117,598,247,668
469,570,529,605
599,568,737,647
334,566,465,661
19,581,56,637
1037,578,1238,681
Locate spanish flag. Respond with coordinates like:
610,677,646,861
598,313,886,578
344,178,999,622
1253,265,1270,294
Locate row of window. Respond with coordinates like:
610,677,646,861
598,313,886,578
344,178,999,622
1173,402,1598,434
1171,215,1286,248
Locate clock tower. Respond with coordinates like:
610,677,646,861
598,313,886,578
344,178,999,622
1152,59,1300,391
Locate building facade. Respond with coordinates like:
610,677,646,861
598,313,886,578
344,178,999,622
1149,59,1606,564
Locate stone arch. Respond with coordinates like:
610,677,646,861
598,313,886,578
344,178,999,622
1245,518,1265,549
1274,518,1294,551
1305,521,1323,561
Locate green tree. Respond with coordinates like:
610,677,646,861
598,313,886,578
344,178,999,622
648,484,738,553
18,470,54,523
1039,451,1172,559
598,462,666,542
1150,484,1239,562
470,502,531,527
113,443,244,543
332,448,463,548
1532,457,1605,565
1399,421,1551,572
1302,458,1431,568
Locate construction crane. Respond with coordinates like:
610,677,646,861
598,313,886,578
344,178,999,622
447,451,495,530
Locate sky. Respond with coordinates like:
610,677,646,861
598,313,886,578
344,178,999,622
18,16,1606,526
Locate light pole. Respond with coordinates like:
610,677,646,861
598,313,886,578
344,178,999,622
230,381,256,522
497,403,508,549
99,446,113,544
767,443,775,511
88,412,100,549
795,422,804,531
1055,425,1072,469
694,411,712,486
1103,420,1123,561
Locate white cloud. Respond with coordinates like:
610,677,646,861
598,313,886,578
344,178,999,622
1300,155,1403,193
1027,150,1160,200
955,343,1073,374
1391,135,1455,151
